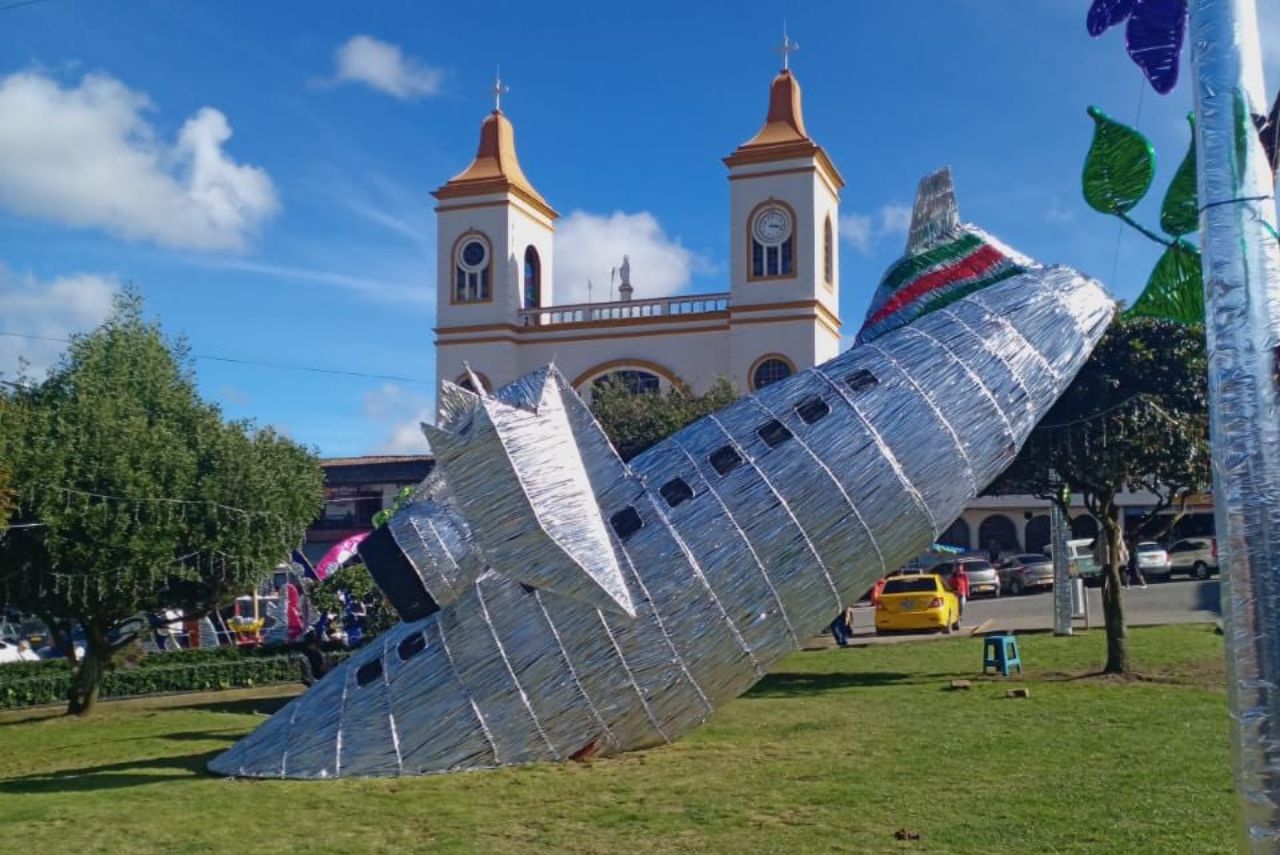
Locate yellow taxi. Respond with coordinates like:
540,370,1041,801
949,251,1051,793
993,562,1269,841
874,573,960,634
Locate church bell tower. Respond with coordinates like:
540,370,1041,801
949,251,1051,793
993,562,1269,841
724,35,844,392
432,77,557,392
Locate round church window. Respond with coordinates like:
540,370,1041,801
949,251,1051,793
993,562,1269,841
460,239,488,271
752,357,793,391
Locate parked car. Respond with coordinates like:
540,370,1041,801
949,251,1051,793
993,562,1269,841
0,638,40,664
1167,537,1218,579
929,557,1001,598
1043,538,1103,585
874,574,960,634
999,553,1055,595
1135,541,1172,580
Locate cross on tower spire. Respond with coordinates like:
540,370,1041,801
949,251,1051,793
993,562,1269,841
492,67,509,112
775,23,798,71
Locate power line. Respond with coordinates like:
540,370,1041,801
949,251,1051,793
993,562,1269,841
0,331,432,386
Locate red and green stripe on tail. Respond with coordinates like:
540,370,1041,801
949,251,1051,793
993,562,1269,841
857,230,1028,343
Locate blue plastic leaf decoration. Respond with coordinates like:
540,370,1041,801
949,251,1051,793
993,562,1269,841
1086,0,1187,95
1126,0,1187,94
1083,106,1156,214
1087,0,1136,36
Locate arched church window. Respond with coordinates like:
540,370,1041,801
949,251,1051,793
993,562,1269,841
750,355,794,391
593,370,661,396
750,203,795,279
523,246,541,308
454,235,491,303
823,215,833,286
454,371,490,394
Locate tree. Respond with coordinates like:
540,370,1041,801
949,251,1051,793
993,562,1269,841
989,317,1209,673
590,377,738,461
0,395,17,525
0,290,324,714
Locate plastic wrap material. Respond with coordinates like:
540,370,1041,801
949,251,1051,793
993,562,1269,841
210,173,1115,779
1188,0,1280,848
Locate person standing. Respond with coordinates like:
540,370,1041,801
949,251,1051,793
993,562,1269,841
1125,542,1148,589
829,605,855,647
950,563,970,617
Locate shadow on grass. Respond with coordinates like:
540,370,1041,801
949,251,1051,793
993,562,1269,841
158,695,295,717
0,748,224,794
747,671,915,697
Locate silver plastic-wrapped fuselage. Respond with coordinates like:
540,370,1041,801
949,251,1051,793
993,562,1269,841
210,267,1113,779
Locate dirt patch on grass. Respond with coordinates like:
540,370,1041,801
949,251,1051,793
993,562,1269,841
1038,658,1226,692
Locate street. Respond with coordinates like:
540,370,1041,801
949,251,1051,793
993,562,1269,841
837,576,1221,644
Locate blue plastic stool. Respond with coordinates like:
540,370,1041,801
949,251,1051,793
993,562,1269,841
982,633,1023,677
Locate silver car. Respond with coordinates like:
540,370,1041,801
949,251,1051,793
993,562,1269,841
930,558,1001,598
1167,537,1218,579
1135,541,1171,579
999,553,1055,595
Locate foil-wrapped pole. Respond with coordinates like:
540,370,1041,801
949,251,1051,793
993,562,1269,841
1188,0,1280,848
1050,482,1073,637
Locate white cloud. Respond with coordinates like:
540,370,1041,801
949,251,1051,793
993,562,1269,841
839,204,912,255
363,383,433,454
207,258,432,307
838,213,872,253
0,267,118,380
1045,196,1076,224
332,36,444,100
879,203,912,235
0,70,278,251
554,211,705,304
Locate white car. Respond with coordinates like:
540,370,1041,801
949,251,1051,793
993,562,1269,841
0,639,41,664
1135,541,1172,579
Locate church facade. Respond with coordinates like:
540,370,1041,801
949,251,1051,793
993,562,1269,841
425,60,1176,562
432,63,842,398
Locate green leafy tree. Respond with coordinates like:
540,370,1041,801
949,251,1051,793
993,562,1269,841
0,395,17,525
590,377,738,461
989,317,1209,674
0,290,324,714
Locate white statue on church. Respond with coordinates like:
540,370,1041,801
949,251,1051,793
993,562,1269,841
618,255,633,301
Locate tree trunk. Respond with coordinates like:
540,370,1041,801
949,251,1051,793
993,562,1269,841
1100,510,1129,674
66,624,110,716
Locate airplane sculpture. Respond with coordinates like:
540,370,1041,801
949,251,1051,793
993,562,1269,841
210,169,1114,778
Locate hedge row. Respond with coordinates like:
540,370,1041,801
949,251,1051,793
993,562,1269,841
0,640,350,679
0,655,303,710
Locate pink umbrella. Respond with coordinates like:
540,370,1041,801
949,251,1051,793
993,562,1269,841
314,532,370,581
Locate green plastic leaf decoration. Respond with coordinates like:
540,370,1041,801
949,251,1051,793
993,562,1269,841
1083,105,1157,214
1160,113,1198,236
1125,239,1204,324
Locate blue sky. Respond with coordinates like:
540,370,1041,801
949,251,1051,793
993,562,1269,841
1,0,1276,457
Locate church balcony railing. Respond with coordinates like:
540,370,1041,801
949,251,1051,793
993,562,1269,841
518,292,730,327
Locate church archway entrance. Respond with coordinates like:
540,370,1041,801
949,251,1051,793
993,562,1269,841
1024,515,1050,554
937,518,971,551
1071,515,1099,541
978,514,1019,560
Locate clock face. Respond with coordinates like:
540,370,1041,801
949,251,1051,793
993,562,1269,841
753,207,791,245
460,240,488,269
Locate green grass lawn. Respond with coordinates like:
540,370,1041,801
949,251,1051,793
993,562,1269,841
0,625,1235,854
